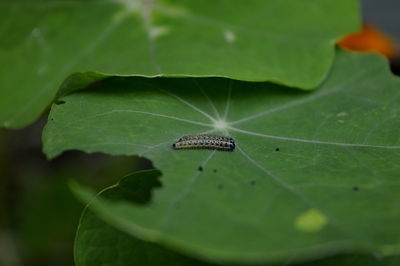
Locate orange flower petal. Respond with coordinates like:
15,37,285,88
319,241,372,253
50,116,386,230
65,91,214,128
338,24,396,59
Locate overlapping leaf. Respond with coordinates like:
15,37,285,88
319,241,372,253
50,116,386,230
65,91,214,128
0,0,359,128
75,171,400,266
43,51,400,264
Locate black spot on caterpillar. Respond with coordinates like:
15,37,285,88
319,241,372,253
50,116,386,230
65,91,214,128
172,135,235,151
178,135,234,143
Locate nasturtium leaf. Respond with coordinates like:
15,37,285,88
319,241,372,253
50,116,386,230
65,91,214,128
1,0,359,128
75,170,212,266
75,170,399,266
43,50,400,264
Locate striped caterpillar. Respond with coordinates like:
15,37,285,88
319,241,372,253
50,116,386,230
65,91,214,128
172,135,235,151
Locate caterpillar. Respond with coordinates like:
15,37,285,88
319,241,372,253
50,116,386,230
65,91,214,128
172,135,235,151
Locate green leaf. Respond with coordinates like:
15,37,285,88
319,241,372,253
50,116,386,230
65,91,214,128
43,50,400,264
0,0,359,128
75,170,399,266
304,255,399,266
74,170,212,266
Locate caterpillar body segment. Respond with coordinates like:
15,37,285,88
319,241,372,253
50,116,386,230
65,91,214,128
172,135,235,151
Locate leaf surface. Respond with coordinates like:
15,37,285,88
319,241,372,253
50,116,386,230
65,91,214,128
75,170,400,266
0,0,359,128
44,50,400,264
75,170,211,266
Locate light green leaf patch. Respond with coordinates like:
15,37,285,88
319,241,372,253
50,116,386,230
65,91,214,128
295,208,328,233
43,51,400,264
0,0,359,128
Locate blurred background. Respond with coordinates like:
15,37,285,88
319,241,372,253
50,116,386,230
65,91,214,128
348,0,400,74
0,0,399,265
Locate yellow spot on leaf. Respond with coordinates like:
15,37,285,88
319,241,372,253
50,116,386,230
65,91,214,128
295,208,327,233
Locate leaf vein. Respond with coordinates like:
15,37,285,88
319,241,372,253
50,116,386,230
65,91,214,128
230,127,400,149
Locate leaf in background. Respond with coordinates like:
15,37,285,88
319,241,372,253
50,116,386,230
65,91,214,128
75,170,400,266
0,0,359,128
43,50,400,264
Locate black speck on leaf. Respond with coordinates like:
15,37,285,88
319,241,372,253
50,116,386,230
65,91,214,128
198,166,203,171
352,186,359,191
275,147,280,151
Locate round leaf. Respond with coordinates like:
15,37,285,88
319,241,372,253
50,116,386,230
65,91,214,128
0,0,359,128
44,51,400,264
